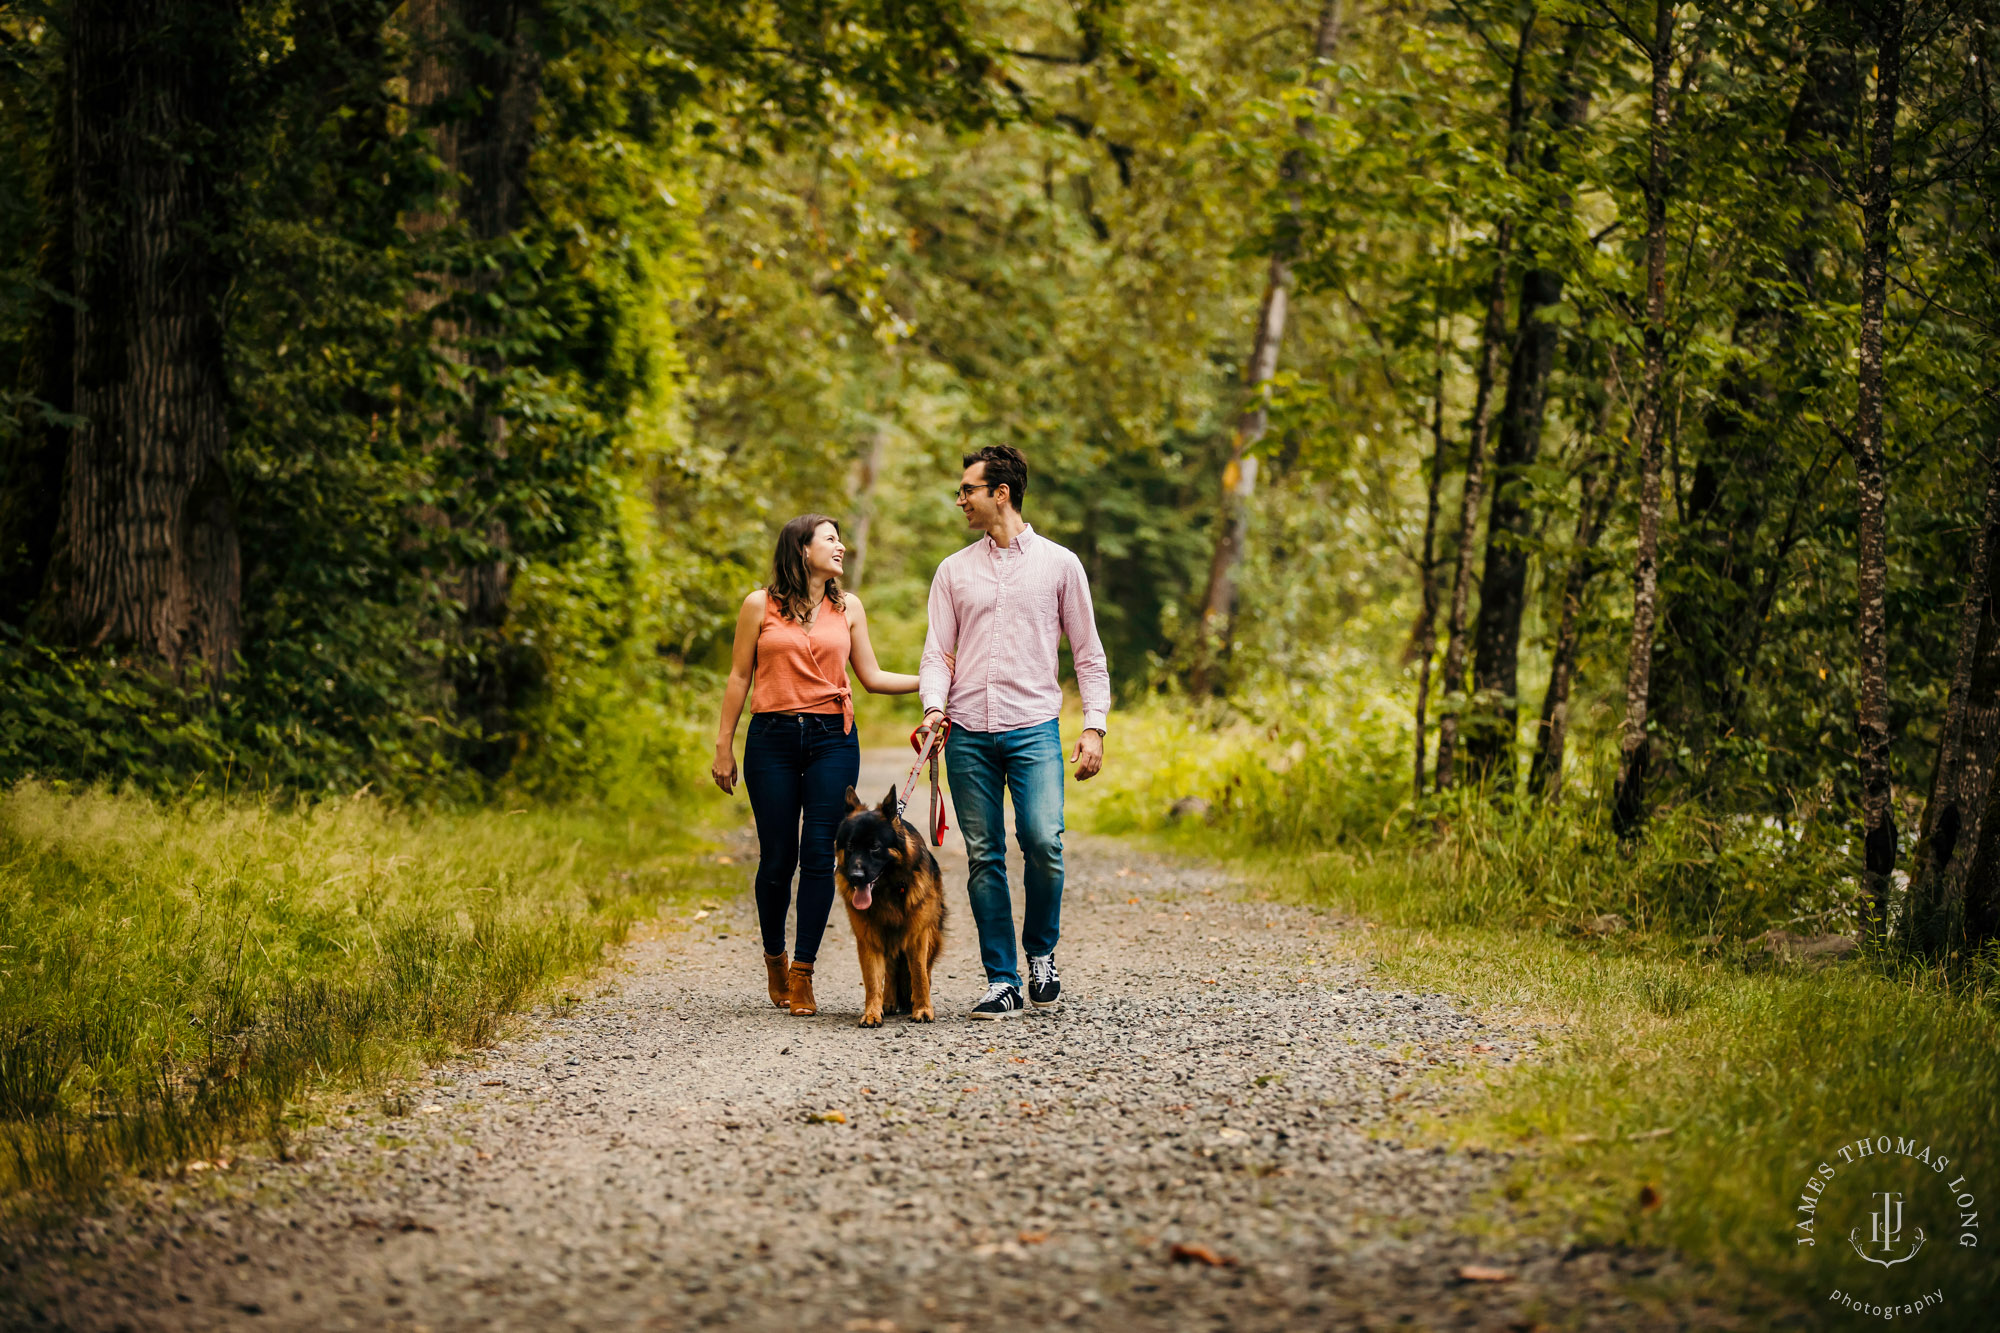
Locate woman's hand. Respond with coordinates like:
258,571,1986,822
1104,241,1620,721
712,592,761,792
711,745,739,794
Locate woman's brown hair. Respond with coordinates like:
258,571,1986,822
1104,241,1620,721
766,514,845,623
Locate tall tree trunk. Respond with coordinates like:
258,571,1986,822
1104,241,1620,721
1530,430,1615,803
1464,24,1593,785
406,0,545,772
1191,0,1343,694
1907,445,2000,956
1194,255,1287,693
39,0,243,674
1851,0,1903,934
1411,352,1446,801
846,423,891,590
1663,44,1855,772
1609,0,1678,838
1435,17,1535,793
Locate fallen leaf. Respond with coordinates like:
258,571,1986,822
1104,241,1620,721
418,1103,444,1114
1457,1264,1514,1283
1638,1183,1662,1212
1471,1043,1495,1053
1201,978,1219,985
476,1150,492,1161
1018,1229,1049,1244
1127,896,1140,905
1169,1241,1235,1267
716,856,734,865
808,1110,847,1124
693,909,711,920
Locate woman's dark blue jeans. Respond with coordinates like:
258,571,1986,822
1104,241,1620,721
742,711,860,965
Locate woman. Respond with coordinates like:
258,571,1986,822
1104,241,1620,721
712,514,921,1016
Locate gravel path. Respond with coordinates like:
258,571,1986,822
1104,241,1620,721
4,752,1702,1331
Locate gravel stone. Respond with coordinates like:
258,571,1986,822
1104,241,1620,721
2,752,1710,1330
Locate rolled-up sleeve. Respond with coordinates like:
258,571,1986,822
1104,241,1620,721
1059,555,1111,734
918,564,957,716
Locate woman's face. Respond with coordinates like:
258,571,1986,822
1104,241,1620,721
803,522,845,581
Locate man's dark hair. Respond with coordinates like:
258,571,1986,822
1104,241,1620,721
964,445,1028,512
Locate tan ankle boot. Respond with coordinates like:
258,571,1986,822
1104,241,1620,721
764,951,790,1008
787,962,817,1016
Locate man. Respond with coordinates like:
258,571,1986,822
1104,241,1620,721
918,445,1110,1019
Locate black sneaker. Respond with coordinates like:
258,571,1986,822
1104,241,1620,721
969,982,1026,1020
1027,953,1061,1009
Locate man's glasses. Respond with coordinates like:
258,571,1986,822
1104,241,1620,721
953,482,996,501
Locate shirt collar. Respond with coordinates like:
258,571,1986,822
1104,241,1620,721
983,522,1036,555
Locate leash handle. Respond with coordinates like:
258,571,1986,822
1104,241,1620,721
929,738,949,846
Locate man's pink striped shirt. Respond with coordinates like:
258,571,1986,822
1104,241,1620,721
918,525,1110,735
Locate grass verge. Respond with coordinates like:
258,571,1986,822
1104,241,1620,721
1076,706,1998,1329
0,781,731,1202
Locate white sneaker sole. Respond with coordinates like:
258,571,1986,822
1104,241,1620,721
969,1007,1027,1020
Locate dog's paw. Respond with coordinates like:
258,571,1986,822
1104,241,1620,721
910,1006,934,1023
858,1010,883,1028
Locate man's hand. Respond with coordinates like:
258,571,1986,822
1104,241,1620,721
917,709,946,748
1071,728,1104,781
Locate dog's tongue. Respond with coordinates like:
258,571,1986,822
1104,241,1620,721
851,883,873,910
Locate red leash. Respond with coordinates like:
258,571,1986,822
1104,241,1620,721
897,718,951,846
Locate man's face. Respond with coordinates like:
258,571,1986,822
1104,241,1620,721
955,461,1008,531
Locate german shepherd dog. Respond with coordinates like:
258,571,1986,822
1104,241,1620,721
834,785,947,1027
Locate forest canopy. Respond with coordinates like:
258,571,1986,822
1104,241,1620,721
2,0,1998,961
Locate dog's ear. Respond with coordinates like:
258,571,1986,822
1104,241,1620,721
878,785,899,817
844,784,866,813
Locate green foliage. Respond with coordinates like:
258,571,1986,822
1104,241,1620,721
1082,699,1864,942
0,781,730,1196
0,0,1024,798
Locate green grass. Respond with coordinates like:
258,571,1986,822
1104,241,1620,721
0,781,732,1200
1076,704,2000,1328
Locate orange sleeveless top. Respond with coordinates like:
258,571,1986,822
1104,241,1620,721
751,593,854,733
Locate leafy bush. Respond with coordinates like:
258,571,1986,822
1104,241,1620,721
1080,698,1863,942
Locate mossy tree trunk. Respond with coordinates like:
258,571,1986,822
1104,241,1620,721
39,0,243,675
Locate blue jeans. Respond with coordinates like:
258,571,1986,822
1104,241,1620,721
946,719,1065,989
742,712,859,965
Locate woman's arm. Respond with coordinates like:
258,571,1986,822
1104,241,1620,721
712,592,764,792
845,596,920,695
